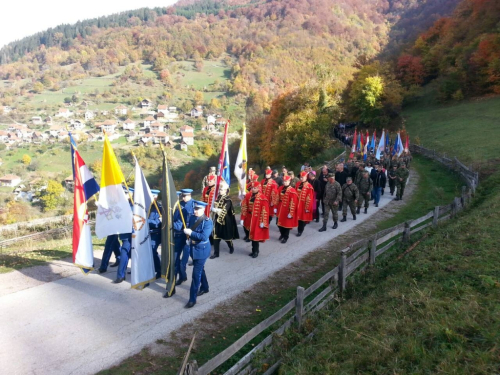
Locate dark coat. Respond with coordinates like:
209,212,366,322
213,194,240,240
373,170,387,188
335,170,348,187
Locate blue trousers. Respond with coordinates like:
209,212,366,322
117,236,132,279
189,257,209,303
151,233,161,277
174,233,189,281
99,235,120,271
373,187,382,205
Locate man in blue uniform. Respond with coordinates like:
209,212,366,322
113,193,134,284
149,189,162,280
182,201,213,308
173,189,195,286
97,234,120,273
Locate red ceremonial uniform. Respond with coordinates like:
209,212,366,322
241,191,270,242
202,185,216,217
261,177,279,215
295,180,314,223
277,185,298,228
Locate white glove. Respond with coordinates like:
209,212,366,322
274,208,277,214
287,214,292,219
240,220,244,226
216,208,222,214
184,228,192,236
305,210,310,213
211,207,217,213
260,222,264,228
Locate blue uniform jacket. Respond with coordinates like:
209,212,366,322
188,215,213,260
173,199,195,232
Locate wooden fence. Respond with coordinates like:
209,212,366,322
183,149,477,375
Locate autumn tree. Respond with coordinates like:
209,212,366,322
193,91,204,105
39,180,65,212
21,154,32,165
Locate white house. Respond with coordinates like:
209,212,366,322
180,141,188,151
181,131,194,146
157,105,169,115
56,108,73,118
139,133,153,145
190,106,203,118
141,99,152,109
2,106,12,114
150,122,164,132
207,115,216,125
168,106,177,113
143,115,155,128
71,120,85,130
114,105,128,116
0,174,21,187
0,130,8,143
153,132,169,144
180,125,194,134
84,110,95,120
31,116,43,125
122,119,136,130
95,120,117,133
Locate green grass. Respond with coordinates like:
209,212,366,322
403,93,500,164
173,60,230,90
278,170,500,374
377,154,461,230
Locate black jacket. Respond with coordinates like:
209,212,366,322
335,170,348,187
373,171,387,188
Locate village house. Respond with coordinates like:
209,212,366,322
71,120,85,130
114,105,128,116
56,108,73,118
139,133,153,145
190,106,203,118
125,130,139,141
153,132,169,145
0,130,8,143
2,106,12,114
150,122,164,132
143,115,155,128
157,105,169,115
180,140,188,151
169,106,177,113
216,117,228,126
31,116,43,125
45,116,53,126
179,125,194,133
141,99,152,109
64,175,74,189
32,131,47,144
48,125,63,137
181,131,194,146
0,174,22,187
101,110,109,116
122,119,136,130
84,110,95,120
95,119,117,133
87,133,99,142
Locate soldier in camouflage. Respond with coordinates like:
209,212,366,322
388,165,397,195
340,177,358,222
356,171,373,214
318,173,342,232
395,163,410,201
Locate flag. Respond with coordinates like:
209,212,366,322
370,130,376,151
363,133,369,161
160,148,178,297
95,135,133,238
376,130,385,160
397,133,404,156
73,150,98,273
213,120,230,210
357,131,361,152
131,157,156,290
69,132,99,201
404,135,409,153
386,131,390,152
234,123,248,199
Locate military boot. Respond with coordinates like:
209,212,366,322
356,207,360,214
340,216,347,222
364,207,368,214
318,223,327,232
353,214,357,220
332,222,338,229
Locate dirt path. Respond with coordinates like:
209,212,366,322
0,171,418,375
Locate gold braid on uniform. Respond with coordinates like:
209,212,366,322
289,194,296,216
216,195,229,225
304,183,311,209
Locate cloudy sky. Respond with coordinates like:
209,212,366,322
0,0,177,48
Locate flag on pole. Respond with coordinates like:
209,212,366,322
386,131,390,152
234,123,248,200
95,135,133,238
376,130,385,160
160,148,178,297
404,135,410,153
364,132,369,161
131,157,156,290
397,133,404,156
213,120,230,210
72,149,99,273
370,130,376,151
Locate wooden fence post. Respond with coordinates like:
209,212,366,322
295,286,305,329
339,249,347,295
402,221,411,243
433,206,440,227
369,235,377,265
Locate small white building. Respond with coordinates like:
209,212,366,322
190,106,203,118
85,110,95,120
181,131,194,146
71,120,85,130
150,122,164,132
114,105,128,116
141,99,151,109
31,116,43,125
143,115,155,128
0,174,21,187
157,105,169,115
56,108,73,118
122,119,136,130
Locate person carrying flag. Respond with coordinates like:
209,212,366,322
210,181,239,258
148,190,162,280
202,175,217,217
172,189,194,287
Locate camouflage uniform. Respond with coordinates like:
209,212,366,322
354,168,365,186
395,167,410,199
323,179,342,223
390,157,400,169
357,176,373,209
388,168,397,195
341,183,359,217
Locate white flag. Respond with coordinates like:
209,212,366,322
131,158,156,289
375,131,385,160
234,123,248,200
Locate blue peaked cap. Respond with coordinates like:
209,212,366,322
181,189,193,194
194,200,207,209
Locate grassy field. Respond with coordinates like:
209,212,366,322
278,170,500,374
404,91,500,164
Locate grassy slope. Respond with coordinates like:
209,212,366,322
279,171,500,374
404,91,500,164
